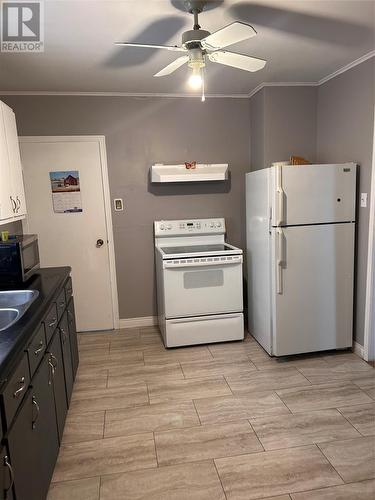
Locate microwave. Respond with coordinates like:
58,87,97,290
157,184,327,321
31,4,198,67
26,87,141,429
0,234,40,283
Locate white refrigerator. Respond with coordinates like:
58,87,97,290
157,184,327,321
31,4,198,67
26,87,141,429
246,163,356,356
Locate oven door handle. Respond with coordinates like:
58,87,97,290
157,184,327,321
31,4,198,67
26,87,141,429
163,257,242,269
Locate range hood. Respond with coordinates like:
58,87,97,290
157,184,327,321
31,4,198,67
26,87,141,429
151,163,229,183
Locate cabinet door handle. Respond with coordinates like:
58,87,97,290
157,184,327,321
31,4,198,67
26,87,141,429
48,360,54,385
16,196,21,213
34,340,44,356
50,353,58,369
48,353,58,384
32,396,40,429
48,318,57,328
60,327,68,344
67,309,74,325
4,455,14,494
13,376,26,398
9,196,16,213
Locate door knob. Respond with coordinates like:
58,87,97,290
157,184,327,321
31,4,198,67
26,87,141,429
96,239,104,248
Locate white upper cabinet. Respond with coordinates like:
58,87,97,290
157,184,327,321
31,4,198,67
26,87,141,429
0,101,27,224
0,107,14,221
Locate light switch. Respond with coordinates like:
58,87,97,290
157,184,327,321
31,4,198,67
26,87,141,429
360,193,368,208
114,198,124,211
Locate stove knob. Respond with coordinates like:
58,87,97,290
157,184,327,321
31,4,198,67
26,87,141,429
167,224,172,230
216,222,222,228
160,224,165,230
210,223,214,228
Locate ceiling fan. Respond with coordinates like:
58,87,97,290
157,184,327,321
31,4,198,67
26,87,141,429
115,0,266,101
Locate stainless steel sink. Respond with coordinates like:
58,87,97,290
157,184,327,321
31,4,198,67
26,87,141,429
0,309,20,331
0,290,39,308
0,290,39,332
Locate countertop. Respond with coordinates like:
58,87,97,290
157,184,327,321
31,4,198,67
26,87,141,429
0,267,71,385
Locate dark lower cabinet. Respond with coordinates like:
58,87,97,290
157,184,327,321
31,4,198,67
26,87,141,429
1,275,79,500
67,298,79,380
6,355,59,500
0,448,14,500
59,312,74,405
47,331,68,443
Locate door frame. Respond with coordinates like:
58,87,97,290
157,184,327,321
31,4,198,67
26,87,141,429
20,135,120,330
363,109,375,361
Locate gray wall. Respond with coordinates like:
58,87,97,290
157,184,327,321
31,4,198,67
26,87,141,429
1,96,251,319
264,87,317,167
250,86,318,170
249,89,265,169
317,57,375,345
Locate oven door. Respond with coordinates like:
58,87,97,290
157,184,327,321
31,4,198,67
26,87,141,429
163,257,243,319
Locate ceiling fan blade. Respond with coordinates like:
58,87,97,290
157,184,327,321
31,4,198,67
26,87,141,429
115,42,186,52
154,55,189,77
201,21,257,51
208,51,266,72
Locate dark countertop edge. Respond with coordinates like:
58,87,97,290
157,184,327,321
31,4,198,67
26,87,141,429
0,266,71,387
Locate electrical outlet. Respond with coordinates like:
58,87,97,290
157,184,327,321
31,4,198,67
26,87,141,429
360,193,368,208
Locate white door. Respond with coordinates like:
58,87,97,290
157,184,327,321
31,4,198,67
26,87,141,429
20,137,118,332
271,223,355,356
272,163,357,226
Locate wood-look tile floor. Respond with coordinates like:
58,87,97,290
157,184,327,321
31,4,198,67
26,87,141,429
48,327,375,500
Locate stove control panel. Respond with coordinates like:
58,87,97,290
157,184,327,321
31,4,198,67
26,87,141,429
154,218,225,236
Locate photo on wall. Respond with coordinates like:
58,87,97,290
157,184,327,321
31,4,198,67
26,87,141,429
49,170,83,213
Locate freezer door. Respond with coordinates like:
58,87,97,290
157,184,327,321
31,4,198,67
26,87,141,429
272,163,356,226
271,223,354,356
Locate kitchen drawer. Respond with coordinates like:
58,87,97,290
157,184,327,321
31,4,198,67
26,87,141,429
165,313,244,347
56,289,66,320
43,303,58,345
64,277,73,303
1,353,30,427
26,324,47,378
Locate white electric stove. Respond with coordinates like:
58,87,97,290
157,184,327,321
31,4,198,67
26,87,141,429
154,218,244,347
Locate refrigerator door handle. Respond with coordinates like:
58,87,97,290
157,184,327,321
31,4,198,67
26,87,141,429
275,165,285,226
276,228,285,294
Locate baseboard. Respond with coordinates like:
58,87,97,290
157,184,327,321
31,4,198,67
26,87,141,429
119,316,158,329
353,341,364,359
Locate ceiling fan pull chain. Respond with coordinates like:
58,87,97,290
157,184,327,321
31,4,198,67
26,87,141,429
201,65,206,102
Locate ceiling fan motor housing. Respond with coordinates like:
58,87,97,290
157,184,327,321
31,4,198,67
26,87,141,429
182,29,210,48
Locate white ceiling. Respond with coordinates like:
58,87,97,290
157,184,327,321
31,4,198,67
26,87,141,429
0,0,374,95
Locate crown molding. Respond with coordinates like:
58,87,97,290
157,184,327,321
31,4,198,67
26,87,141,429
248,50,375,99
248,81,317,98
0,90,250,99
318,50,375,85
1,51,374,99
